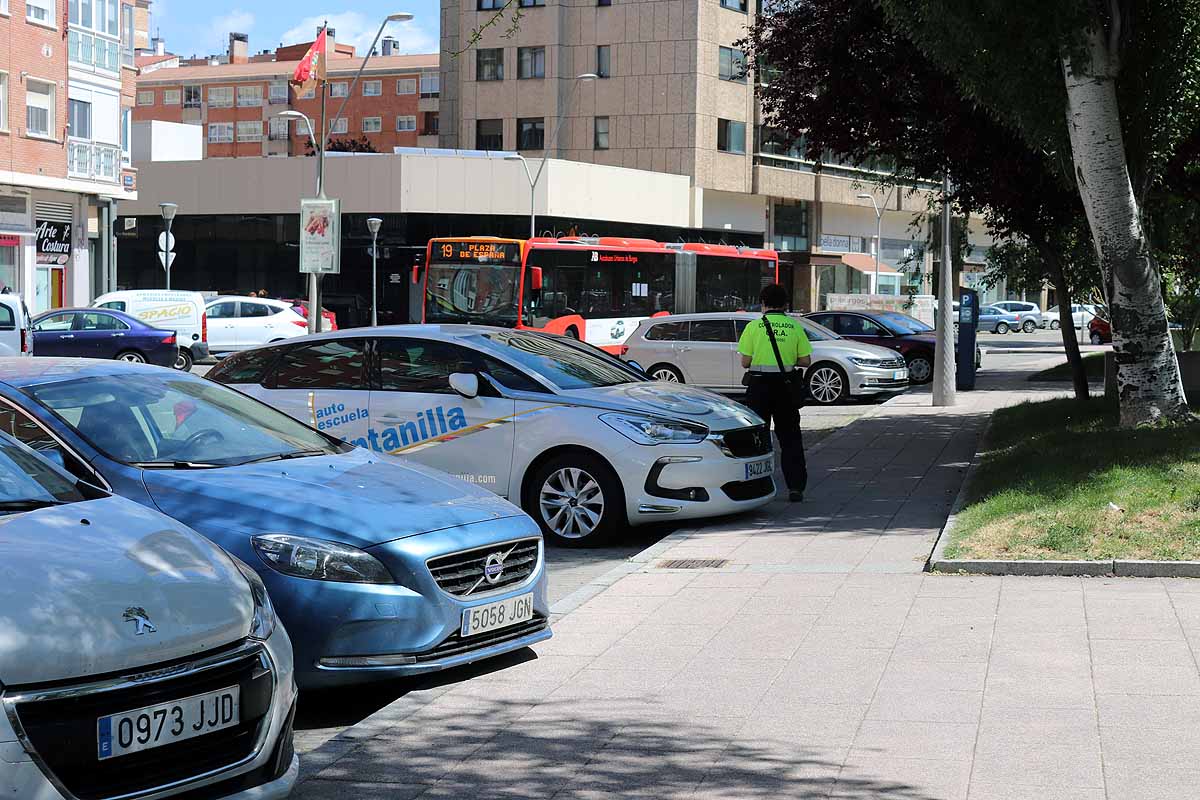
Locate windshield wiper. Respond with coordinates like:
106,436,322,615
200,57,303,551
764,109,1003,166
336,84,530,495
230,449,329,466
130,460,224,469
0,499,71,512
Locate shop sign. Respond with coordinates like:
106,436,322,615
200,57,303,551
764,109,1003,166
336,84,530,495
299,198,340,274
819,234,851,252
0,236,20,247
36,220,72,266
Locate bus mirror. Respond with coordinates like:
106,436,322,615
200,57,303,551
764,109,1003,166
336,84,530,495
530,267,544,291
411,265,421,285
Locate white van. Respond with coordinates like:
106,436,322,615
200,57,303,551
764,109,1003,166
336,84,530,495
0,293,32,357
92,290,209,369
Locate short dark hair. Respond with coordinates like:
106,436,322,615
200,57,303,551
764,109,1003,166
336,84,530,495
760,283,789,309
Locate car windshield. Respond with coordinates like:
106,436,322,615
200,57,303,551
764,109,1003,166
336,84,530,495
25,373,344,467
471,331,639,390
792,316,840,341
876,311,934,335
0,435,83,507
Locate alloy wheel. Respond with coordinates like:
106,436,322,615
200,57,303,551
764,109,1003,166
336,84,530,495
1022,320,1037,333
652,367,681,382
118,352,146,363
539,467,605,540
997,322,1010,335
808,366,844,404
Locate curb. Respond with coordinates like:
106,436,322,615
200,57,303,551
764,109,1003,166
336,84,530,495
1114,560,1200,579
925,412,991,573
933,559,1113,577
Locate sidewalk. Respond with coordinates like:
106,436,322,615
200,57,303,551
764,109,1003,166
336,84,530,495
293,372,1200,799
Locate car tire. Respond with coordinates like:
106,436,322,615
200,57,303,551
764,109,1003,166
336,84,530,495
996,322,1010,335
526,452,624,547
116,350,147,364
1022,319,1037,333
806,362,848,405
906,353,934,384
1050,320,1060,330
648,363,684,383
1090,332,1104,346
174,349,194,371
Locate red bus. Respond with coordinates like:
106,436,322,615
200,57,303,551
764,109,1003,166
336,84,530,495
419,236,779,349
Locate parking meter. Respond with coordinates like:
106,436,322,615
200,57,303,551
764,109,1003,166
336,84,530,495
957,287,979,391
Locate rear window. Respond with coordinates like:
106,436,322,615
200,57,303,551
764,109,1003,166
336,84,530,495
205,348,280,385
0,305,14,331
644,321,686,341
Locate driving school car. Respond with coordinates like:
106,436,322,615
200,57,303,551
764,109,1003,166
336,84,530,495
208,325,777,546
0,359,550,689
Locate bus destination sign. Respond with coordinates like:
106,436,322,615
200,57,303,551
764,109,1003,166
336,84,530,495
437,241,522,265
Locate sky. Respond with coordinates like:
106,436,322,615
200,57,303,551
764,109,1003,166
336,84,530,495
149,0,441,60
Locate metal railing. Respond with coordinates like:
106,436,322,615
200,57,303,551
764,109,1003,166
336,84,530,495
67,139,121,183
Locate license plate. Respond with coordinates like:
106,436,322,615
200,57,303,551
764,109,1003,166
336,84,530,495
745,457,773,481
97,686,240,761
461,593,534,638
894,369,908,380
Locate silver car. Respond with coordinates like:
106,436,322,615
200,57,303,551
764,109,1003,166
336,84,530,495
623,312,909,405
992,301,1043,333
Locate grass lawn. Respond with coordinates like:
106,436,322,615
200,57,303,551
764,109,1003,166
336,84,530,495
1028,352,1106,382
945,397,1200,561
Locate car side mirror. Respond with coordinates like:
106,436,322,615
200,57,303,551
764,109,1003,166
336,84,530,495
626,360,645,374
448,372,480,399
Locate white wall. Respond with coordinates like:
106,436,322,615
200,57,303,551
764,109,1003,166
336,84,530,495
132,121,204,163
694,188,767,235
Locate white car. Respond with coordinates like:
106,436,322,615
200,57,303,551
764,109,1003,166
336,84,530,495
208,326,777,545
0,293,32,357
0,432,297,799
93,289,210,370
205,297,308,354
1043,303,1100,330
622,312,909,405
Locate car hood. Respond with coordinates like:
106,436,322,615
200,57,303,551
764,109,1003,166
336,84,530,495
812,340,905,360
142,446,526,550
556,381,763,432
0,496,251,686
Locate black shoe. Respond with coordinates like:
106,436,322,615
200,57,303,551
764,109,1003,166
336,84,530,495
789,490,804,502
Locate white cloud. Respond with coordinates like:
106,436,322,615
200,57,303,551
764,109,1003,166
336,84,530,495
209,9,256,53
278,12,437,57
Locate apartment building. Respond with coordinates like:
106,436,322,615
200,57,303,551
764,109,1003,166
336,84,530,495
133,34,441,159
440,0,1003,308
0,0,137,312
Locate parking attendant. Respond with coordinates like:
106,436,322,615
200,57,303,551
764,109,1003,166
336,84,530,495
0,359,550,688
208,325,778,546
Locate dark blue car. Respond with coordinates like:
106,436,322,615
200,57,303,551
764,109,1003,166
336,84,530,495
31,308,179,367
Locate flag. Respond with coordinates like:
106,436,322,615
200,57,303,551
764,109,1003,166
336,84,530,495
291,26,327,96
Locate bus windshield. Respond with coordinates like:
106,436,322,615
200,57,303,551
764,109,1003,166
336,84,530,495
425,240,523,325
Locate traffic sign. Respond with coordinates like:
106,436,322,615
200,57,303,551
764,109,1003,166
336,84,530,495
157,231,175,252
158,251,176,270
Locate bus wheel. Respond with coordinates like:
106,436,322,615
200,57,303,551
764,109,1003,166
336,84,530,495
648,364,683,383
527,453,623,547
564,326,580,340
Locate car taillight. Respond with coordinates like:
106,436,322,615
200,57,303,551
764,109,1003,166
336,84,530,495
292,320,308,328
20,328,28,354
201,312,208,342
162,334,177,345
619,345,629,356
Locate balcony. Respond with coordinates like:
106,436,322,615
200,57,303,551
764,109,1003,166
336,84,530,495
68,139,121,183
68,29,121,75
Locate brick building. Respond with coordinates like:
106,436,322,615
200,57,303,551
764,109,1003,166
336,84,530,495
0,0,138,313
133,34,440,159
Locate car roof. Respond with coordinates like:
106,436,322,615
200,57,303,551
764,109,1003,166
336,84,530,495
33,306,144,322
237,324,513,350
636,312,760,325
0,357,184,390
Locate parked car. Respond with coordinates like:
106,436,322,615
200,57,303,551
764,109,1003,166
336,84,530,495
0,359,550,688
992,300,1044,332
1043,303,1101,330
978,305,1022,334
0,293,32,357
32,308,179,367
1089,315,1112,344
283,298,338,332
93,289,210,370
622,312,908,405
205,296,308,354
208,326,777,546
806,310,981,384
0,429,297,800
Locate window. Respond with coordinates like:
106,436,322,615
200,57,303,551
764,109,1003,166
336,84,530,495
362,116,382,133
518,117,544,150
206,301,236,318
79,312,128,331
207,86,233,107
518,0,544,6
33,312,74,331
329,82,348,98
362,80,382,96
644,321,687,341
476,118,503,150
518,46,545,79
237,301,272,318
163,89,181,105
121,3,134,66
26,0,53,25
377,339,477,394
236,120,262,142
183,85,201,108
268,81,288,104
396,115,416,132
420,72,439,97
597,45,611,78
598,0,611,6
297,86,315,99
0,402,89,480
689,320,735,343
236,85,262,107
329,117,348,135
105,0,115,34
0,74,7,131
272,340,368,390
477,0,502,8
423,111,439,134
718,46,746,82
120,108,130,162
720,0,747,11
717,118,746,154
269,116,289,140
594,116,609,150
477,48,504,81
25,79,54,138
68,99,91,139
205,348,278,385
207,122,234,143
396,78,416,95
135,90,153,106
696,256,774,312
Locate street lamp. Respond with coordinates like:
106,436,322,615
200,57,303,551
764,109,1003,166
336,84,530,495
505,73,597,238
276,109,324,333
857,189,895,297
159,202,177,290
328,12,415,134
367,217,382,326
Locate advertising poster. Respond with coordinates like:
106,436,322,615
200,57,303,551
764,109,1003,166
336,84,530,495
299,198,340,274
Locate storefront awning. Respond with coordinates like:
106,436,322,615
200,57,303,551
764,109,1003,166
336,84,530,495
840,253,899,275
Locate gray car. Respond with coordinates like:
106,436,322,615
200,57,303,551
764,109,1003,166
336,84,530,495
992,301,1043,333
623,312,909,404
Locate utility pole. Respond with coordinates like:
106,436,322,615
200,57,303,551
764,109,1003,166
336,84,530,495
933,175,957,407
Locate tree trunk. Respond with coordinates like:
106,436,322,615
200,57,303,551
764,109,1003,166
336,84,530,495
1061,30,1190,425
1042,247,1089,401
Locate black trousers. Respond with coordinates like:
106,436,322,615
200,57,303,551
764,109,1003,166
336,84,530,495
744,375,808,493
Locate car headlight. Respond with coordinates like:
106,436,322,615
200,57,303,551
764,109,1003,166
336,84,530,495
849,357,890,367
252,533,393,584
599,413,708,445
229,554,277,641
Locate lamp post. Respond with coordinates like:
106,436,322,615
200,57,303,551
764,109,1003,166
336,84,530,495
367,217,382,326
159,202,177,290
327,12,415,134
505,73,597,238
276,110,324,333
857,186,895,296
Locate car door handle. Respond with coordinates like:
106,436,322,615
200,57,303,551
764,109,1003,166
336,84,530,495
110,333,124,337
60,334,74,339
679,346,692,352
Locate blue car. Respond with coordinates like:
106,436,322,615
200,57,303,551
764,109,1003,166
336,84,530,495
32,308,179,367
0,359,550,688
978,305,1022,334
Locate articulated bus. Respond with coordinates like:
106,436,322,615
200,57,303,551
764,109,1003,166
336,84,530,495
418,236,780,349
